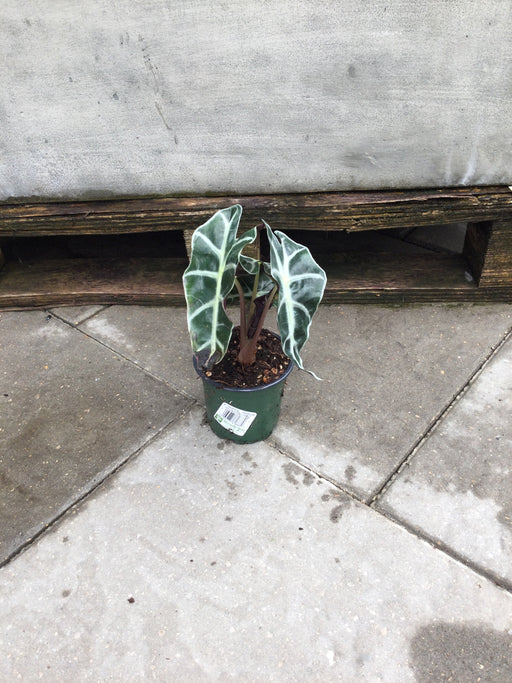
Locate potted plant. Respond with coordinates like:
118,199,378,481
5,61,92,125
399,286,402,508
183,204,326,443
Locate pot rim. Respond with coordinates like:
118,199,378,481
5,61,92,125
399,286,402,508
192,341,294,393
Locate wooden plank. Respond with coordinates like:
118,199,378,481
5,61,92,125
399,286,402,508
0,258,187,309
1,186,512,236
2,251,511,310
1,188,511,308
319,252,471,289
318,252,480,303
464,219,512,287
477,219,512,287
318,251,511,302
463,222,491,285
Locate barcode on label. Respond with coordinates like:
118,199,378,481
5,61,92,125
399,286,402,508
214,402,257,436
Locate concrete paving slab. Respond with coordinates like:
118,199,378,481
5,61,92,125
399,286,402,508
0,310,192,565
79,304,512,501
80,306,201,400
1,406,512,682
377,335,512,588
273,304,512,500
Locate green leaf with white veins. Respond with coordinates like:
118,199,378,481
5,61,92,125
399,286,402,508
266,223,327,377
224,254,274,306
183,205,256,365
239,254,276,298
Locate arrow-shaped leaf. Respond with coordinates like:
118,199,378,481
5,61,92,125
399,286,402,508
183,205,256,366
266,223,327,377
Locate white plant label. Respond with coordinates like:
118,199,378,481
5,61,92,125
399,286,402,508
214,402,257,436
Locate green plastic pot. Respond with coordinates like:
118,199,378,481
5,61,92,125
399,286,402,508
193,352,293,444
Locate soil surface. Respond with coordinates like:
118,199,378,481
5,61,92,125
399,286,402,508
204,327,291,388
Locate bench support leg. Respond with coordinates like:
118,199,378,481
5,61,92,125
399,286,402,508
463,220,512,287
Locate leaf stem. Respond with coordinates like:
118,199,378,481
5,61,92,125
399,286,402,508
248,264,260,324
251,284,278,343
234,277,248,348
237,284,278,367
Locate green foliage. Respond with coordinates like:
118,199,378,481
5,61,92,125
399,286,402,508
183,205,326,376
182,205,256,365
265,222,327,377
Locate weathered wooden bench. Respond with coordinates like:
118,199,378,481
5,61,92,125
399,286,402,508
1,185,511,309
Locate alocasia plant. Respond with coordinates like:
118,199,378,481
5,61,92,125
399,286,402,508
183,205,326,378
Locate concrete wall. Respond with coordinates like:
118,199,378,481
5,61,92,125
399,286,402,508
1,1,511,201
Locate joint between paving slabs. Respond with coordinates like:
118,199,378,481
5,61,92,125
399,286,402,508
0,406,194,570
376,507,512,596
48,308,199,403
270,439,512,596
368,323,512,507
47,305,111,327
